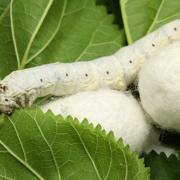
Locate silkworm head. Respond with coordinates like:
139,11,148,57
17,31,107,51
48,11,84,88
0,94,17,114
162,20,180,41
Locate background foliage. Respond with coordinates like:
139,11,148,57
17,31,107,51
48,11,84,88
0,0,180,179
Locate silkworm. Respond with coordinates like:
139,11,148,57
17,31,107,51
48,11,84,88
0,59,126,114
0,19,180,114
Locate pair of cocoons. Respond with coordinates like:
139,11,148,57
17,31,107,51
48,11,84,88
42,40,180,152
41,88,174,154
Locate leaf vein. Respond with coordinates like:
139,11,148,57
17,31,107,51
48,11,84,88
0,140,44,180
122,149,128,180
69,121,102,180
0,2,10,24
146,0,165,34
104,141,113,180
8,116,27,163
25,110,62,180
75,16,109,61
20,0,54,69
0,175,14,180
26,0,68,65
157,11,180,23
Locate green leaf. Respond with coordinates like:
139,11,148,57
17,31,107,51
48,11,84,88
0,108,149,180
144,151,180,180
0,2,17,79
0,0,10,16
120,0,180,44
0,0,125,76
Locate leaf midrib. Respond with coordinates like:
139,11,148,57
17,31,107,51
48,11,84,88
0,140,44,180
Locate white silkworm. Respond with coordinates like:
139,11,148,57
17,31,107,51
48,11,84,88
41,89,153,151
0,19,180,114
0,58,126,114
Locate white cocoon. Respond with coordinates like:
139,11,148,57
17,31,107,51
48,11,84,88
41,89,152,151
139,41,180,132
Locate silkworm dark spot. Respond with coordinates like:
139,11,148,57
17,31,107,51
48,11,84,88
106,71,109,75
66,73,68,77
129,60,132,64
24,94,30,106
174,27,177,31
0,85,8,92
85,73,88,77
152,43,155,47
40,78,43,82
15,97,22,106
5,98,8,102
